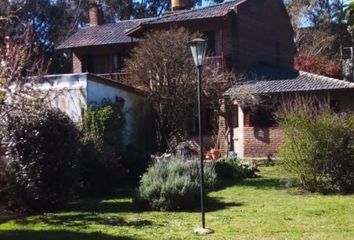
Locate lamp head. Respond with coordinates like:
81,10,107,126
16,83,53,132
189,38,208,67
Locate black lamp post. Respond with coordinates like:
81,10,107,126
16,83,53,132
189,38,214,235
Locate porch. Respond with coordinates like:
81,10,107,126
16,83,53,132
93,55,229,87
223,65,354,159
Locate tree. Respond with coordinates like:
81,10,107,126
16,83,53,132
347,0,354,37
0,4,50,122
125,28,198,152
285,0,351,77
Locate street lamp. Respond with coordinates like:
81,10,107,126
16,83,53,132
189,38,214,235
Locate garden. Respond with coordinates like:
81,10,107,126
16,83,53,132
1,93,354,240
1,163,354,240
1,9,354,239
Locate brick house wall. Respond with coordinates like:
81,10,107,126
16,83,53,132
230,90,354,159
243,127,284,158
234,0,295,71
125,0,295,74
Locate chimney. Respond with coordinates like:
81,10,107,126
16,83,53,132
89,2,103,27
171,0,190,11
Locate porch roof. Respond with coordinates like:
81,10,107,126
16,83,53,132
225,65,354,96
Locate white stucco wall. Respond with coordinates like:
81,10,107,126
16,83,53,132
86,78,144,146
39,73,87,123
233,104,245,158
39,73,148,148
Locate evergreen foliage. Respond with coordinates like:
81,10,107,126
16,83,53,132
135,158,217,211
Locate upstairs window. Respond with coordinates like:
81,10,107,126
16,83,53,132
203,31,216,56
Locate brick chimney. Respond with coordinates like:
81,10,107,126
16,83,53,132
171,0,190,11
89,2,103,27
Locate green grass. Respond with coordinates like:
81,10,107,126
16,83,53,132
1,164,354,240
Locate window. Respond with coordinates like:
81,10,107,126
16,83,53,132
231,104,239,128
203,31,216,56
330,100,340,113
112,55,119,72
250,107,277,128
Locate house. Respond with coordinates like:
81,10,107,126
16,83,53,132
55,0,354,158
56,0,296,151
35,73,154,152
57,0,296,76
222,65,354,159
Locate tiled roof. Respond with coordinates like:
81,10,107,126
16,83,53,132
56,19,152,50
126,0,243,35
57,0,244,50
225,65,354,96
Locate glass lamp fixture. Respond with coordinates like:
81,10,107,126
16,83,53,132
189,38,208,67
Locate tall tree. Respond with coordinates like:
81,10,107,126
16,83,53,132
285,0,352,78
125,27,198,152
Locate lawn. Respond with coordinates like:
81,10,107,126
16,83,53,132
0,164,354,240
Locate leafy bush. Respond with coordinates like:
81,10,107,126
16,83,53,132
278,99,354,193
214,157,257,179
83,99,124,154
81,100,127,194
135,158,216,211
294,56,342,79
0,107,82,211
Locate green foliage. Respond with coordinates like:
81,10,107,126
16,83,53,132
0,107,82,211
0,90,5,104
215,157,257,179
130,98,156,153
2,165,354,240
81,100,126,194
278,100,354,193
83,99,124,154
135,158,217,211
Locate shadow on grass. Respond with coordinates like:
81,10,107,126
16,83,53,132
67,200,140,214
15,213,152,229
0,230,134,240
65,188,139,214
205,197,243,212
66,186,243,214
216,177,285,191
160,196,244,213
0,216,12,225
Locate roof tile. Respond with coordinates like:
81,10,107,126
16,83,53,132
56,19,150,50
56,0,243,50
225,65,354,96
138,0,242,26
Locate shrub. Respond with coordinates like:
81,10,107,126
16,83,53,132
0,107,82,211
135,158,217,211
82,99,124,154
294,56,342,79
278,98,354,193
81,100,127,194
214,157,257,179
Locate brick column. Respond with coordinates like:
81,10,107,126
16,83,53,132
72,52,82,73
